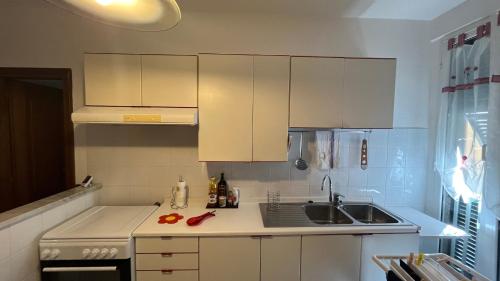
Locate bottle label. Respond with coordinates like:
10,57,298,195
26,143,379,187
218,196,227,207
208,194,217,204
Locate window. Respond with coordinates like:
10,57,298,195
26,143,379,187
441,193,480,268
0,68,74,213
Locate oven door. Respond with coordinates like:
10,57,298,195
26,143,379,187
40,259,131,281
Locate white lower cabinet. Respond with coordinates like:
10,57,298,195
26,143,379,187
301,235,362,281
261,236,301,281
136,270,198,281
360,233,419,281
137,233,419,281
199,237,260,281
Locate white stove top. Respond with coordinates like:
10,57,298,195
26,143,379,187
42,206,157,240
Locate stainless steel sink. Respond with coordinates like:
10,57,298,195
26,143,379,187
341,203,399,224
304,203,353,224
259,202,410,228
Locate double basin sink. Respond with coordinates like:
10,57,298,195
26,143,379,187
259,202,410,227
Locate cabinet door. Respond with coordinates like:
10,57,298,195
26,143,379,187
289,57,344,128
200,237,260,281
198,55,253,161
142,55,198,107
84,54,141,106
302,235,362,281
360,234,419,281
343,58,396,128
253,56,290,161
261,236,300,281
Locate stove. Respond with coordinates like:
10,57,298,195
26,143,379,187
39,205,157,281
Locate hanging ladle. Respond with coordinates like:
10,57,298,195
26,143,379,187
295,132,308,170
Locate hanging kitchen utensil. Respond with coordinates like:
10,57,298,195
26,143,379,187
361,134,368,170
295,132,308,170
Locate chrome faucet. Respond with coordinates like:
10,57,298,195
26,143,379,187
321,175,344,206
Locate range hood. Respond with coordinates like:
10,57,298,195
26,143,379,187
71,106,198,125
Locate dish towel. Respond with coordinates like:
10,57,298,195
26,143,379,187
315,131,333,170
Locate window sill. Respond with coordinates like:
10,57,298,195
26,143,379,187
0,183,102,230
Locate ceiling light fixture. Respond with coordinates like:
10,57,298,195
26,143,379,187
44,0,181,31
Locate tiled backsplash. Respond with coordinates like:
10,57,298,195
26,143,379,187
0,192,98,281
87,125,428,211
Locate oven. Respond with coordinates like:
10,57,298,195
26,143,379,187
40,259,131,281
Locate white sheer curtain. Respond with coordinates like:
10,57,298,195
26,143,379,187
435,25,491,204
484,18,500,218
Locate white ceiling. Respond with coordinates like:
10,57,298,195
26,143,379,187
178,0,467,21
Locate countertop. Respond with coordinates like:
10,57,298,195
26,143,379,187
386,206,468,238
133,200,420,237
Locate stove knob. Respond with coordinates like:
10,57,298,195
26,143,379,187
99,248,109,259
41,249,51,260
90,248,100,259
82,248,91,258
109,248,119,258
50,249,61,259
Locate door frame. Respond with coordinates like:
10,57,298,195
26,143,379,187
0,67,75,188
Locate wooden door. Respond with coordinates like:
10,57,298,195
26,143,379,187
289,57,344,128
198,54,254,161
301,235,362,281
261,236,301,281
84,54,142,106
0,78,66,212
252,56,290,161
141,55,198,107
342,58,396,128
200,237,260,281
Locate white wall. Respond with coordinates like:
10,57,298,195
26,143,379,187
0,0,432,199
0,192,98,281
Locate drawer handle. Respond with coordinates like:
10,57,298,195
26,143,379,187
161,253,173,257
161,270,173,274
160,236,173,240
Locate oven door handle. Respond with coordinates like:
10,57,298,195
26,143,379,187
42,266,118,272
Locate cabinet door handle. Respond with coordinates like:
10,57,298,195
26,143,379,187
260,235,273,239
250,236,261,239
161,253,173,257
161,269,173,274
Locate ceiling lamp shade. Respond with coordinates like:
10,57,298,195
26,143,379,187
45,0,181,31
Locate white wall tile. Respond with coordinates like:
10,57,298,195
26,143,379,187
10,244,38,281
0,228,11,260
0,257,11,281
86,127,428,208
10,215,42,253
41,205,66,231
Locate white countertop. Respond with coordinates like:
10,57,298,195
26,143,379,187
386,207,468,238
133,201,420,237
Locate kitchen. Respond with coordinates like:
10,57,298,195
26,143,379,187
0,0,499,281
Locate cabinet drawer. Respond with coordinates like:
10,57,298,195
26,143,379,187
136,237,198,253
136,270,198,281
136,253,198,270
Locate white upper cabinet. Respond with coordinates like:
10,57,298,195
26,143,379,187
343,58,396,128
198,54,254,161
84,54,142,106
253,56,290,161
84,53,198,108
289,56,396,129
141,55,198,107
289,57,344,128
199,54,290,162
